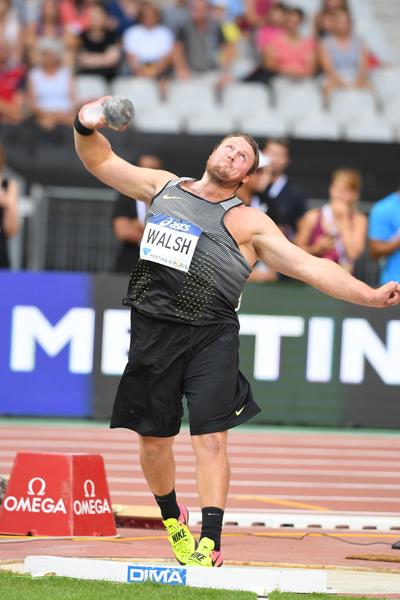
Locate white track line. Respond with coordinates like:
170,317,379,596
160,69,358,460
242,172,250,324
106,476,400,490
7,469,387,491
2,432,400,451
109,490,400,503
1,439,400,457
1,460,400,479
2,448,400,467
0,426,396,438
2,449,400,468
2,427,399,446
111,466,400,478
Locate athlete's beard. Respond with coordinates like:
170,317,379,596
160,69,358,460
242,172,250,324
206,157,243,190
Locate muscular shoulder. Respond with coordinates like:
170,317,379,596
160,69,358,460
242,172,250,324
230,204,269,226
225,204,277,241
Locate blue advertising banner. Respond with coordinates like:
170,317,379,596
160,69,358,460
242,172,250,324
0,272,93,417
1,272,400,427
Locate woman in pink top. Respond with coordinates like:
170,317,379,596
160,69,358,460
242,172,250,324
262,7,316,79
256,2,287,52
294,169,367,272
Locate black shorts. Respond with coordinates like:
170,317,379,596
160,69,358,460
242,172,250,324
110,309,261,437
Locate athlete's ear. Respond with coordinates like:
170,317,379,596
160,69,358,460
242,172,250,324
241,174,250,186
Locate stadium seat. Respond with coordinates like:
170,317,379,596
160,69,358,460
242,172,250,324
229,58,258,80
344,117,396,142
164,79,217,117
134,106,183,133
292,111,341,140
275,83,324,120
271,77,318,98
110,77,161,111
328,89,378,126
221,83,270,118
350,0,394,62
382,101,400,129
75,75,109,104
193,71,222,85
371,67,400,104
237,109,288,137
186,108,236,134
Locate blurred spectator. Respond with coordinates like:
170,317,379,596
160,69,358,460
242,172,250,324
0,0,23,64
319,8,372,97
210,0,242,84
25,0,76,66
369,189,400,284
112,154,162,273
27,38,75,129
77,2,122,80
255,1,286,52
0,41,26,124
237,152,277,282
122,2,174,83
258,138,306,241
60,0,99,35
14,0,42,26
313,0,348,38
106,0,139,35
244,0,274,29
211,0,244,24
246,7,316,84
0,143,20,269
295,168,366,272
174,0,234,78
162,0,189,35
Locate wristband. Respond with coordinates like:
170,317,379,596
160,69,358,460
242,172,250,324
74,114,94,136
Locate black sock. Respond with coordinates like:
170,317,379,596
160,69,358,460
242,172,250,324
154,489,180,521
201,507,224,551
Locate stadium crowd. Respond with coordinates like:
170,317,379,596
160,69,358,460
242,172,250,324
0,0,398,284
0,0,383,128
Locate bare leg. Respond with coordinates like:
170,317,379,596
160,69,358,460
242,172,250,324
191,431,230,508
140,434,195,563
139,435,176,496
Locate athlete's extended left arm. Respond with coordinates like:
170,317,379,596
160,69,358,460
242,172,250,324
254,219,400,308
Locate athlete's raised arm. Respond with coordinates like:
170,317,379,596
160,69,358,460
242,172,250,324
251,211,400,308
74,97,177,204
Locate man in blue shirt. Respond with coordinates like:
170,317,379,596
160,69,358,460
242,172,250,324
369,190,400,284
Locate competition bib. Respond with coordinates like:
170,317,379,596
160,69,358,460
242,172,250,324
140,214,202,272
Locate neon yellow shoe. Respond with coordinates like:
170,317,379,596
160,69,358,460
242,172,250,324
186,536,223,567
163,504,196,565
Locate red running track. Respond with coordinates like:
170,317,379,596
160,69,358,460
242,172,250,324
1,424,400,515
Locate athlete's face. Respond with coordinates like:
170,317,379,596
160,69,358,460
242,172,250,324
206,137,256,187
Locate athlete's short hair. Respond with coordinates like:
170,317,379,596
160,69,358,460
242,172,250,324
215,133,260,175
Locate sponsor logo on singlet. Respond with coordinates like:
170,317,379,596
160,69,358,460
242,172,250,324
140,214,202,272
